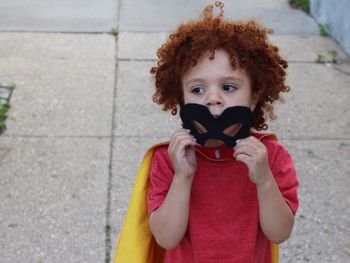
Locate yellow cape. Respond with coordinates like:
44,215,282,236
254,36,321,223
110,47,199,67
114,136,279,263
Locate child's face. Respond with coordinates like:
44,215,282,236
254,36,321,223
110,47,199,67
182,49,256,117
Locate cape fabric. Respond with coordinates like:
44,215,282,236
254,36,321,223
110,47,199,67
114,133,279,263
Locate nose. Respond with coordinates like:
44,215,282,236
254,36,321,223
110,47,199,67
206,89,223,106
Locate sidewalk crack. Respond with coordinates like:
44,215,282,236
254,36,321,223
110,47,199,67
105,0,121,262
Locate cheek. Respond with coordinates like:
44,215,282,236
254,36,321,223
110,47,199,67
179,87,186,104
249,93,258,111
181,84,189,103
182,91,190,104
238,89,257,109
226,93,252,108
249,104,256,112
183,91,197,104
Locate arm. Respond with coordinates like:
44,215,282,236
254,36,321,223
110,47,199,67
149,129,197,249
234,136,294,243
256,171,294,243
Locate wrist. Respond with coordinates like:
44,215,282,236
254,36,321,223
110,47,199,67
174,172,194,184
256,170,274,192
170,174,193,199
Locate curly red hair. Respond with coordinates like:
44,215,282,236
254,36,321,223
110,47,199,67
150,1,289,131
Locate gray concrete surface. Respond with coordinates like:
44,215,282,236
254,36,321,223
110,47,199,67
0,137,109,262
119,0,318,34
0,0,118,33
0,33,115,137
0,0,349,262
0,33,116,262
310,0,350,55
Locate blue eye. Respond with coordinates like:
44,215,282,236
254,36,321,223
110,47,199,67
191,86,205,94
222,84,237,92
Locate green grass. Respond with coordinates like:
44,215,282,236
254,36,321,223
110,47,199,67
316,54,326,64
111,28,118,37
318,23,329,36
0,102,10,134
315,50,338,64
327,50,338,63
289,0,310,13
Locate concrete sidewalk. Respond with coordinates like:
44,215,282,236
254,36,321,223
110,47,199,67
0,0,349,262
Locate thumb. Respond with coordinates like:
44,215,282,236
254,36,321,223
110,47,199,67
186,146,196,167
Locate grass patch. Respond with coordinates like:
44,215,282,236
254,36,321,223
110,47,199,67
315,54,326,64
315,50,338,64
111,28,118,37
289,0,310,13
0,102,10,134
327,50,338,63
318,23,329,36
0,84,15,135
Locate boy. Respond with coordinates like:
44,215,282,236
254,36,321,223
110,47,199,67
147,1,299,262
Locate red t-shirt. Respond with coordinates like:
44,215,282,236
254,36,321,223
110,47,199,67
147,134,299,263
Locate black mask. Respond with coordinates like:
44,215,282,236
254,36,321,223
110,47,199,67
180,103,253,147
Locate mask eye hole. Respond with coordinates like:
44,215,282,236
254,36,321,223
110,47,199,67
223,123,242,137
193,121,207,134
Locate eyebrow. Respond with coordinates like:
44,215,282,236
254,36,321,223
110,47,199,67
184,78,204,86
184,76,244,86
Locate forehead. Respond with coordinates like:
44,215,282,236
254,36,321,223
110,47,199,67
182,49,249,84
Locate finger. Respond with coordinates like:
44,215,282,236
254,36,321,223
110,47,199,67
186,146,197,167
175,130,195,140
175,128,192,136
170,131,196,150
170,129,188,141
234,144,256,157
172,133,196,148
171,139,196,161
169,129,193,151
175,136,196,151
235,137,259,150
245,136,266,149
235,152,252,164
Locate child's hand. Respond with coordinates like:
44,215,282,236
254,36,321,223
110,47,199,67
168,129,197,179
233,136,272,186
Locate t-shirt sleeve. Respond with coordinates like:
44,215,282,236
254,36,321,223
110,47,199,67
147,147,174,214
269,141,299,215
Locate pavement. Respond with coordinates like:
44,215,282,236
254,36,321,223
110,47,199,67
0,0,349,262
